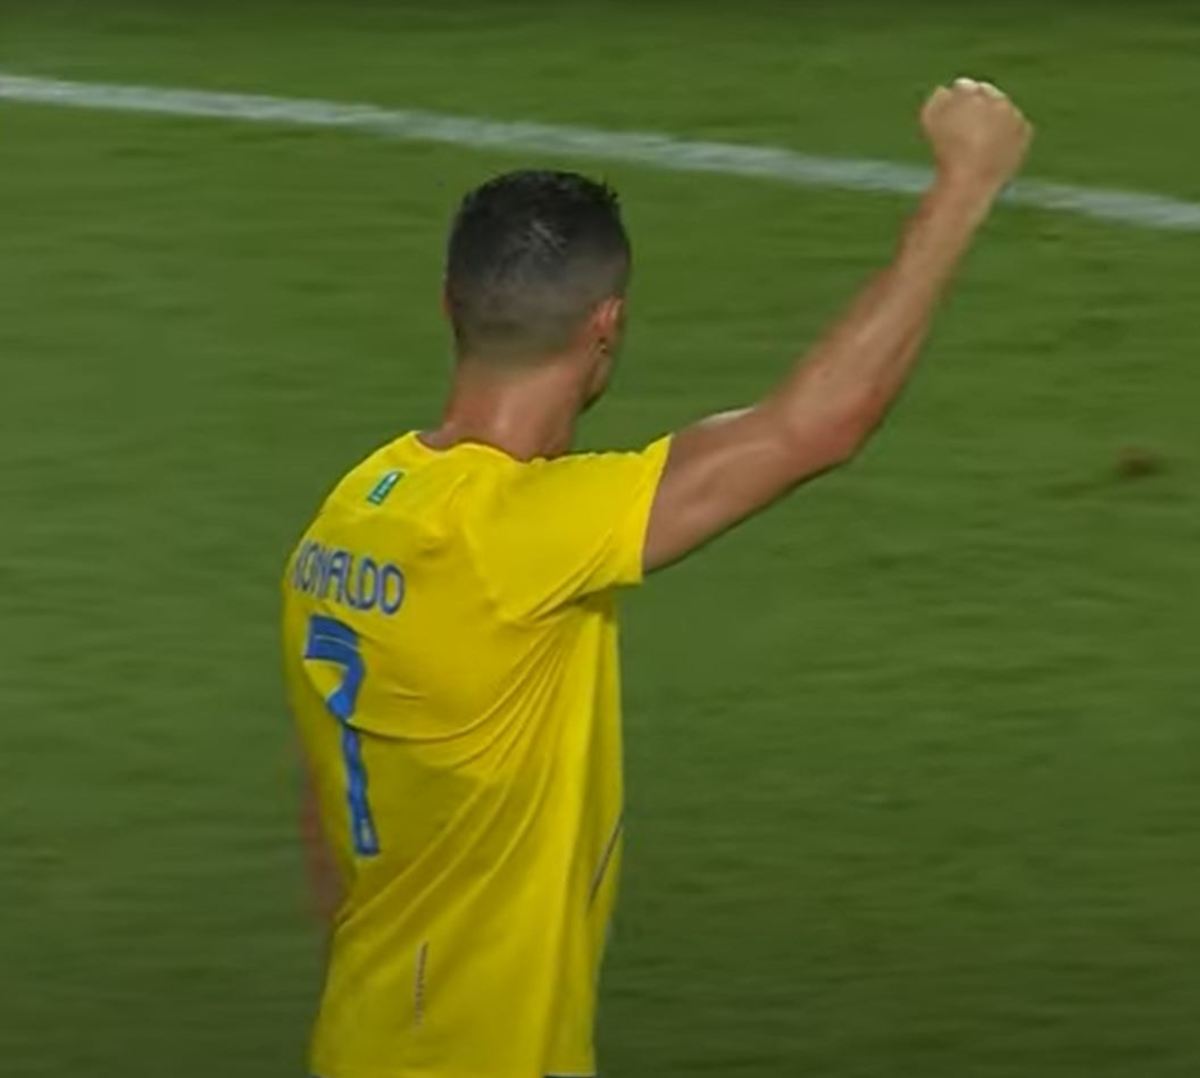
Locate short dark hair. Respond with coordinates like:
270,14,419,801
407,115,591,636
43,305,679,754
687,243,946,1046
445,170,631,362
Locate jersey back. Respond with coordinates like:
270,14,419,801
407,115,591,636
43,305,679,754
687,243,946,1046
281,431,671,1078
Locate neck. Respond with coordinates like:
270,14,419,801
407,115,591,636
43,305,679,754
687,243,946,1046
422,356,587,461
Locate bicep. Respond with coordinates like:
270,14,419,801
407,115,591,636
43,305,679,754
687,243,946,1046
643,401,850,572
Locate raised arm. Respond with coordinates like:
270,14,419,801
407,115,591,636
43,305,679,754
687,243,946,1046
644,78,1032,571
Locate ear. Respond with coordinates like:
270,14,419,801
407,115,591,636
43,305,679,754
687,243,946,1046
591,295,626,348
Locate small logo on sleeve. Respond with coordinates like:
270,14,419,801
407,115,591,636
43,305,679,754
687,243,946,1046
367,470,405,506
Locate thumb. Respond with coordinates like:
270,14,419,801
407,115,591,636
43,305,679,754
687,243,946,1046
921,85,953,126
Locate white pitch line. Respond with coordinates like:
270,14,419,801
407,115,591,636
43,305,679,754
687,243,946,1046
3,71,1200,233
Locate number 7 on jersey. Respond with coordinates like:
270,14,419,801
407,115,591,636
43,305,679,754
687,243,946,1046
303,615,381,857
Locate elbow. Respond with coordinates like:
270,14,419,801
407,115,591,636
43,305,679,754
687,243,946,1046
820,410,874,470
781,402,877,479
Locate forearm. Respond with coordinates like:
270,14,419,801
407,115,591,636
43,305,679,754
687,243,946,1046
766,176,994,462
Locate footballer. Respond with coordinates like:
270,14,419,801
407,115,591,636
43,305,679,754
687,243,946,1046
282,78,1032,1078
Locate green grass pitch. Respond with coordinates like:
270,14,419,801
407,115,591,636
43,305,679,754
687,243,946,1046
2,2,1200,1075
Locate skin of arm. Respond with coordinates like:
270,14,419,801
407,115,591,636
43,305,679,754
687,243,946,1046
644,78,1033,571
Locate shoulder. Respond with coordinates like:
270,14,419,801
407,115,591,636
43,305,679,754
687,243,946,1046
494,437,674,500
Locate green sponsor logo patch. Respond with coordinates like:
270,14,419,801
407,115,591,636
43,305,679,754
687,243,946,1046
367,469,405,506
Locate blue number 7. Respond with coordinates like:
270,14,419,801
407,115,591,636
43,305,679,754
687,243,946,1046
304,615,380,857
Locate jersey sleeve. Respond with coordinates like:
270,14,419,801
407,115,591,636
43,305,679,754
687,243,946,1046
471,436,673,621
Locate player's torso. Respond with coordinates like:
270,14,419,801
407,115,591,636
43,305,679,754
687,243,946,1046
281,434,624,1078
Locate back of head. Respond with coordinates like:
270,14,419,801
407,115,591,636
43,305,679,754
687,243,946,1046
445,170,631,364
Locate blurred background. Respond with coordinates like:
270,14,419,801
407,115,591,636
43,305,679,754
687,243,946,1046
3,2,1199,1075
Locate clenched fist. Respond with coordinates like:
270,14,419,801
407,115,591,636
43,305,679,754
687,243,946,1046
921,77,1033,197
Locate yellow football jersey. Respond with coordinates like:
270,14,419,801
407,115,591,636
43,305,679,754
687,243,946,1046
281,431,672,1078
